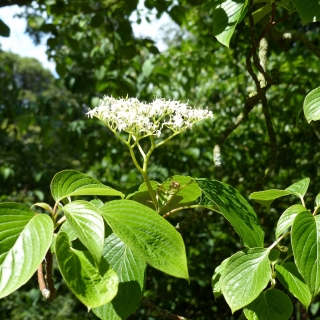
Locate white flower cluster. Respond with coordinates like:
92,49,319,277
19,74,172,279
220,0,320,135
87,96,213,137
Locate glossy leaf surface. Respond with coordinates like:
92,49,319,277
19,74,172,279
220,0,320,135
220,248,271,312
276,262,312,308
63,200,104,265
292,211,320,297
51,170,124,202
276,204,306,239
0,203,54,298
55,232,119,308
100,200,189,280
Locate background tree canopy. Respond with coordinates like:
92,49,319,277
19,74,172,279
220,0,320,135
1,0,320,319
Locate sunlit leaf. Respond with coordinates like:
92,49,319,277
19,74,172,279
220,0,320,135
0,203,54,298
55,232,119,308
100,200,189,280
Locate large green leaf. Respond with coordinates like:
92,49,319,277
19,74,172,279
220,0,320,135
292,211,320,297
55,232,119,308
132,181,159,209
212,257,230,299
220,248,271,312
276,262,312,308
212,0,247,47
243,289,293,320
63,201,104,265
93,234,146,320
293,0,320,25
0,203,54,298
275,204,306,239
285,178,310,201
99,200,189,280
303,86,320,123
196,179,264,248
250,189,293,208
50,170,124,202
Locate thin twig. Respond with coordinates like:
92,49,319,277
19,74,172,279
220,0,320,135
141,297,192,320
38,249,56,301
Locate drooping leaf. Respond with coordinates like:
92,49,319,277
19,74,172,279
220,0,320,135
220,248,271,312
50,170,124,202
93,234,146,320
245,3,272,25
196,179,264,248
63,201,104,265
291,211,320,297
276,204,306,239
100,200,189,280
55,232,119,308
250,189,293,208
276,262,312,308
285,178,310,201
269,249,280,266
244,289,293,320
0,203,54,298
303,86,320,123
293,0,320,25
212,0,247,47
212,257,230,299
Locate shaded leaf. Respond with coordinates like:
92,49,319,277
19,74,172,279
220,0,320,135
293,0,320,25
244,289,293,320
0,19,10,37
196,179,264,248
250,189,293,208
212,257,230,299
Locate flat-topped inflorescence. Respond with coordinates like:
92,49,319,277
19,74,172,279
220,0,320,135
87,96,213,138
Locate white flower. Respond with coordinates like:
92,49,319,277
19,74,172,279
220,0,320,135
87,96,213,137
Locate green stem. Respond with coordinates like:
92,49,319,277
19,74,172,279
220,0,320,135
162,204,203,218
269,231,291,250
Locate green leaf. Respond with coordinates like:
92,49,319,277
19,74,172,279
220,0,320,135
303,86,320,123
93,234,146,320
50,170,124,202
250,189,293,208
63,201,104,265
212,0,247,47
316,193,320,206
0,19,10,37
269,249,280,266
0,203,54,298
100,200,189,280
276,262,312,308
292,211,320,297
292,0,320,25
212,257,230,299
132,181,159,209
158,175,202,214
244,289,293,320
220,248,271,312
285,178,310,200
196,179,264,248
276,204,306,239
245,3,272,25
55,232,119,308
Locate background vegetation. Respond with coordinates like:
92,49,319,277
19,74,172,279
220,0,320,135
1,0,320,319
